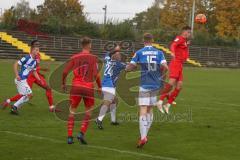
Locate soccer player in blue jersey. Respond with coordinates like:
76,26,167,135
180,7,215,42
126,33,168,148
10,40,42,115
95,45,126,129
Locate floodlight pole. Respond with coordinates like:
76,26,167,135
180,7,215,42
191,0,196,34
0,8,2,18
103,5,107,26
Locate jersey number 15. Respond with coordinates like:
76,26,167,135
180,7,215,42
147,55,157,71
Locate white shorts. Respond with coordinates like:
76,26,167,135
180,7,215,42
102,87,116,102
138,87,158,106
15,79,32,95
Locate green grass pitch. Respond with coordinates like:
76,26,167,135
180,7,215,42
0,59,239,160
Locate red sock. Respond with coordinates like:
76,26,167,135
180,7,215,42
168,88,181,104
46,89,53,106
10,94,23,102
67,115,75,137
80,112,91,134
160,83,172,100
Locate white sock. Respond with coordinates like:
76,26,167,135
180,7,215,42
98,105,109,121
166,103,171,108
146,113,153,135
13,95,29,108
49,105,55,109
139,115,148,140
110,103,117,122
158,100,163,105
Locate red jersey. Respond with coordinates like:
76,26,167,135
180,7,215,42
170,35,189,63
36,53,41,72
62,51,99,85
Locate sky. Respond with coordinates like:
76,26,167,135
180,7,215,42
0,0,155,23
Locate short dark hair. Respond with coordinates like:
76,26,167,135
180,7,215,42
182,26,192,31
31,39,39,47
143,33,153,43
81,37,92,47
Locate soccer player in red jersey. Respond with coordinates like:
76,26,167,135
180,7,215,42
157,26,192,114
1,40,56,112
62,37,102,145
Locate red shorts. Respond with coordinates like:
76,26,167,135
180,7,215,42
169,61,183,81
27,73,48,89
70,81,94,108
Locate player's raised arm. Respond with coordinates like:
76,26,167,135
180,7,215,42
125,63,136,72
125,52,138,72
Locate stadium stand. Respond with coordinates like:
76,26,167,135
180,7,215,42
0,32,53,60
0,30,239,67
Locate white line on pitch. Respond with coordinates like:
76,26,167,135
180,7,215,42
0,130,178,160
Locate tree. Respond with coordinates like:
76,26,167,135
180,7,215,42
195,0,217,34
101,20,135,40
1,0,33,29
213,0,240,40
14,0,32,19
132,0,164,30
36,0,85,25
160,0,192,30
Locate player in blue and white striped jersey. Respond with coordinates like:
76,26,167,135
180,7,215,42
10,40,43,115
96,45,126,129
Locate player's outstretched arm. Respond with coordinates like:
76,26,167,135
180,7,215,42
125,63,136,72
126,51,139,72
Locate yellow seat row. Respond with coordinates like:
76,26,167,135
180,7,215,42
0,32,54,61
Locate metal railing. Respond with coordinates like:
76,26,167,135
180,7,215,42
1,30,240,67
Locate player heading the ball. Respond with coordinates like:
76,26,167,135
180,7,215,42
157,26,192,114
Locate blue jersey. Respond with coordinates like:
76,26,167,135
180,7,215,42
130,46,166,90
102,54,126,88
17,55,37,80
